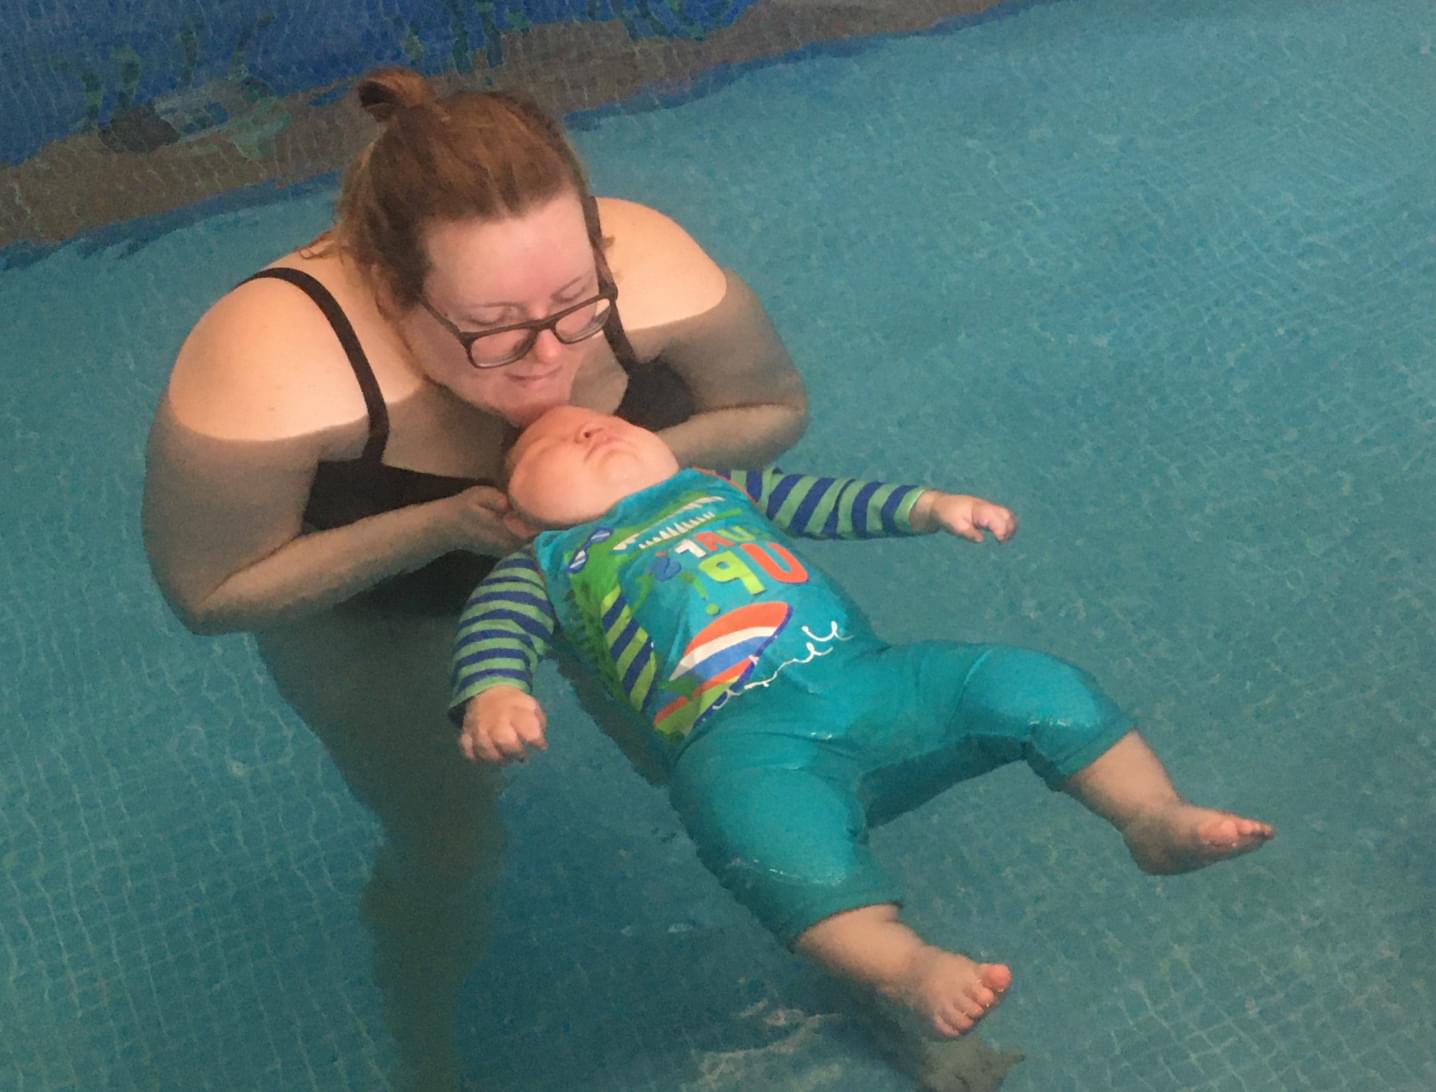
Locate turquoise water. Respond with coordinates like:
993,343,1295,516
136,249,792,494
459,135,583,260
5,0,1435,1088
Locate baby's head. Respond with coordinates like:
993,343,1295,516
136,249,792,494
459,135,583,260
505,406,679,529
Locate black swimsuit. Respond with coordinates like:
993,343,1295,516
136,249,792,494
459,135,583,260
240,266,693,614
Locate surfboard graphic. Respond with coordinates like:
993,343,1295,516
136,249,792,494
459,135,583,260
651,601,791,738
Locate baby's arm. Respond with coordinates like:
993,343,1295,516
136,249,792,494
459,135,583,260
461,686,548,765
711,469,1016,543
908,491,1017,543
449,551,556,765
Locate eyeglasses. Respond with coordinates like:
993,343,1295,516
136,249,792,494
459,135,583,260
420,284,618,369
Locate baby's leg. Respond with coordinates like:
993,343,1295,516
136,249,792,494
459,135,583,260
954,645,1272,873
672,711,1011,1042
1064,730,1273,874
794,905,1011,1040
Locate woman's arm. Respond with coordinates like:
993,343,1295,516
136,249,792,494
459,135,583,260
651,271,808,467
142,280,521,635
601,199,808,468
142,410,516,633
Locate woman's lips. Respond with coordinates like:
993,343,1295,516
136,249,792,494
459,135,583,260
507,367,561,386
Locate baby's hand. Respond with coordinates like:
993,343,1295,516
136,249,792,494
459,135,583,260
460,686,548,764
915,492,1018,543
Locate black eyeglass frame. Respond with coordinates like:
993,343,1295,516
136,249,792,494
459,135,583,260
419,283,619,369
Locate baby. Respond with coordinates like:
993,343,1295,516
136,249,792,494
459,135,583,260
449,406,1273,1038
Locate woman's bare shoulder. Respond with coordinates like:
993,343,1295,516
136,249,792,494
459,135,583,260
165,257,373,445
597,197,729,329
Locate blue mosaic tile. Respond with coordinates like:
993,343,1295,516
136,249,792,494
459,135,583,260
1,0,763,162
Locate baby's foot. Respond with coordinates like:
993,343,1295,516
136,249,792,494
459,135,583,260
1123,802,1273,875
887,947,1012,1039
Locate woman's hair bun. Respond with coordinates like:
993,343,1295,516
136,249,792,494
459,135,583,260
355,67,439,124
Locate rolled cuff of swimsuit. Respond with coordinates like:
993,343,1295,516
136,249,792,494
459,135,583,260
448,675,535,726
1038,716,1136,791
892,486,927,535
769,886,908,950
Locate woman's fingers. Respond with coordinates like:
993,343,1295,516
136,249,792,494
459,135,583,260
462,484,511,513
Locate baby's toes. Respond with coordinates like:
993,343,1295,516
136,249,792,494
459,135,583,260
980,962,1014,994
934,1004,977,1038
1198,815,1244,845
1239,818,1274,839
969,983,999,1010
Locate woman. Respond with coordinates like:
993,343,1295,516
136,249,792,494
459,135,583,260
142,67,806,1090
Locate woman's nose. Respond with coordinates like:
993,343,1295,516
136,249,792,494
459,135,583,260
529,327,565,364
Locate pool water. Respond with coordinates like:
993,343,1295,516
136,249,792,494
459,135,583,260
5,0,1434,1088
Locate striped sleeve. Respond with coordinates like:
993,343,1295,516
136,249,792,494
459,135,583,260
711,468,928,539
448,550,556,721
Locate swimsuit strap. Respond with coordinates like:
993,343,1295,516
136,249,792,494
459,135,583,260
237,267,390,462
592,241,641,375
602,308,643,375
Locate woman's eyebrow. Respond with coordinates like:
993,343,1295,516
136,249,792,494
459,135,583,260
550,272,595,298
465,273,594,316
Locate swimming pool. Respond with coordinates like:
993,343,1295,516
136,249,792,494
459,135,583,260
5,0,1434,1088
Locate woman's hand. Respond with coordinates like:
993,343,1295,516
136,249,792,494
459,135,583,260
440,485,533,555
912,492,1019,543
460,686,548,764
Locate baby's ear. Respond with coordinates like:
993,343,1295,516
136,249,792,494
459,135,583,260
503,508,543,541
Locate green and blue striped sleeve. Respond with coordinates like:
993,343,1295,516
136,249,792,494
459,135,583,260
449,550,555,721
712,468,928,539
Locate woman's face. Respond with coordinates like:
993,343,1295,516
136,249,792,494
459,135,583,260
408,192,603,425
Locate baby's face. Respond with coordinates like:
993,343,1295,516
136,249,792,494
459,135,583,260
507,406,680,527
